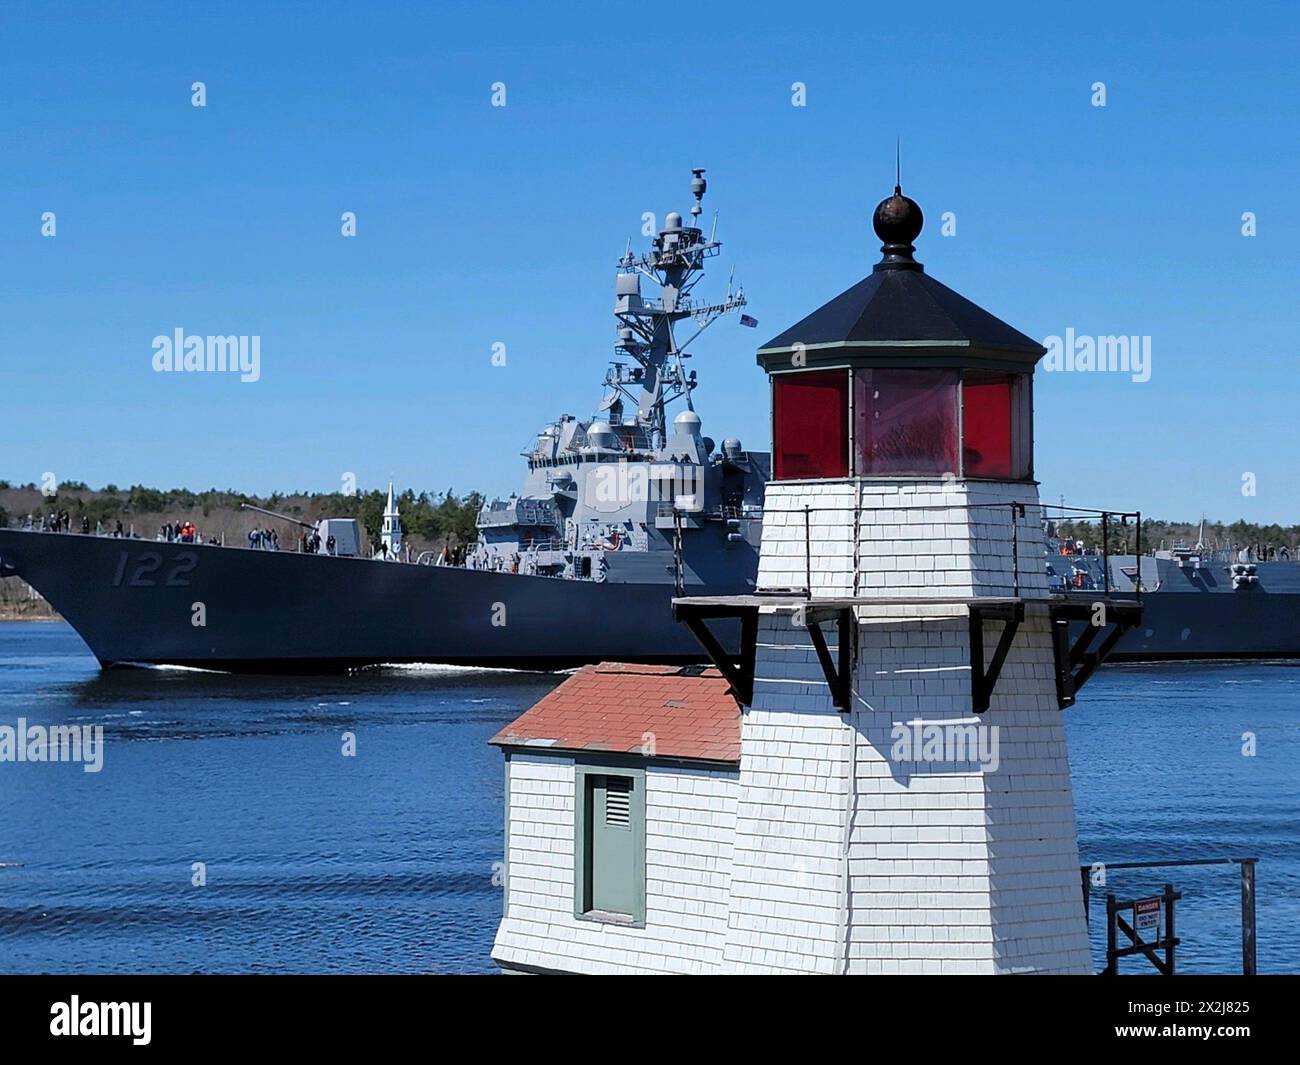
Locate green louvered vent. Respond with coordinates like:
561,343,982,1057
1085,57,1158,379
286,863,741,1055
604,778,631,826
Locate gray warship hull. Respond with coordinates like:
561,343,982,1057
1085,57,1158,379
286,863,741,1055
7,533,1300,670
1058,553,1300,660
0,529,753,672
1106,592,1300,659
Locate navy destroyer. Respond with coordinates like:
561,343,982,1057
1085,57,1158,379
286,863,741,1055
4,172,1299,670
0,171,767,672
1049,525,1300,659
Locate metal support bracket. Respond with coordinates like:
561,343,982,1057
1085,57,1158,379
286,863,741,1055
969,601,1025,714
801,605,856,711
1050,599,1144,708
673,602,760,706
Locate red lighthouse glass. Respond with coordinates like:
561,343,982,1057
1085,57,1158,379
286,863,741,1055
962,372,1016,479
772,370,849,479
854,369,959,476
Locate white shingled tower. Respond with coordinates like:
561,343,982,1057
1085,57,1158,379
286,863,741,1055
680,182,1105,974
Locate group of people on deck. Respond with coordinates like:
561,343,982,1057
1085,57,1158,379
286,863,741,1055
30,510,73,532
1240,544,1291,562
248,527,279,551
22,513,218,543
161,521,198,543
433,544,470,567
298,530,336,555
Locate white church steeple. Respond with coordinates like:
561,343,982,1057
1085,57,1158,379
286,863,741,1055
381,481,403,558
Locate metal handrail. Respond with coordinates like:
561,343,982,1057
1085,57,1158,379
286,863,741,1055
517,538,566,552
772,499,1142,603
1080,857,1257,975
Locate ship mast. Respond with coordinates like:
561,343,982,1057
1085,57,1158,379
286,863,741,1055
609,168,747,450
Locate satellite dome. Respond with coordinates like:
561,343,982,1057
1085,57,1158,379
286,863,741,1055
587,420,616,447
665,212,683,230
723,436,742,458
674,409,702,436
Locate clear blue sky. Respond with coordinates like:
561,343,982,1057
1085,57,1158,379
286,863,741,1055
2,1,1297,523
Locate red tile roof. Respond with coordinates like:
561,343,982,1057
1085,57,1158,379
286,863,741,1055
490,663,741,765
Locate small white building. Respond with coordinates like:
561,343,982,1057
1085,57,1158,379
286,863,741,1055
491,183,1138,974
491,663,741,975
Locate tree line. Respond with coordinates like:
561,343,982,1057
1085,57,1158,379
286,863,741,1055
0,481,483,548
1054,517,1300,554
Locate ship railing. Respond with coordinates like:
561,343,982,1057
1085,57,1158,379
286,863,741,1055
712,504,764,519
655,500,730,520
746,499,1142,602
518,537,566,552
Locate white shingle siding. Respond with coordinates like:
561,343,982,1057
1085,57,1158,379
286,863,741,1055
493,608,1090,975
838,608,1091,974
492,754,741,975
721,615,851,973
757,480,1050,600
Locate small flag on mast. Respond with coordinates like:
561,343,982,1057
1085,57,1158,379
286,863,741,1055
739,314,758,328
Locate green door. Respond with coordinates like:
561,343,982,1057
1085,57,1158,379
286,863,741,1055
590,775,635,915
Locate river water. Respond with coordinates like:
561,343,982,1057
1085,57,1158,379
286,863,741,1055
1,622,1295,973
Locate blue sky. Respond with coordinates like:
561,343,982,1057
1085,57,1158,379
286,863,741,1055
2,1,1297,522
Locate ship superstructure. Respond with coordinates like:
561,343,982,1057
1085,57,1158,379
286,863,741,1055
472,169,766,590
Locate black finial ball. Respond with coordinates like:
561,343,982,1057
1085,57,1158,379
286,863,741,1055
872,187,923,247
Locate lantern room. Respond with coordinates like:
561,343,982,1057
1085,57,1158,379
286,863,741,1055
758,184,1043,483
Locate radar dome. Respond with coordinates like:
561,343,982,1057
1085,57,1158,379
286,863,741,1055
674,410,702,436
723,436,743,458
587,421,616,448
665,212,683,230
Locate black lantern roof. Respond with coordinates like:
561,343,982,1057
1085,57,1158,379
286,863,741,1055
757,184,1046,373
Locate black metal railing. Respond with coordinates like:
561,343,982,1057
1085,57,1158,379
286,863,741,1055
765,499,1141,601
1050,501,1144,600
1080,857,1257,975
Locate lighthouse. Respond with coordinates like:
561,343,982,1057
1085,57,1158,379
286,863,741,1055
488,180,1139,975
671,180,1132,974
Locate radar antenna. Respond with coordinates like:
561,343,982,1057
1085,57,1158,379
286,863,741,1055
607,168,747,449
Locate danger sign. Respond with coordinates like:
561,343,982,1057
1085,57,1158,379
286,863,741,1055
1134,896,1161,938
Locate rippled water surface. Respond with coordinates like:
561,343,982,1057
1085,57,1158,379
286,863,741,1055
0,622,560,973
1,622,1295,973
1068,660,1299,974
